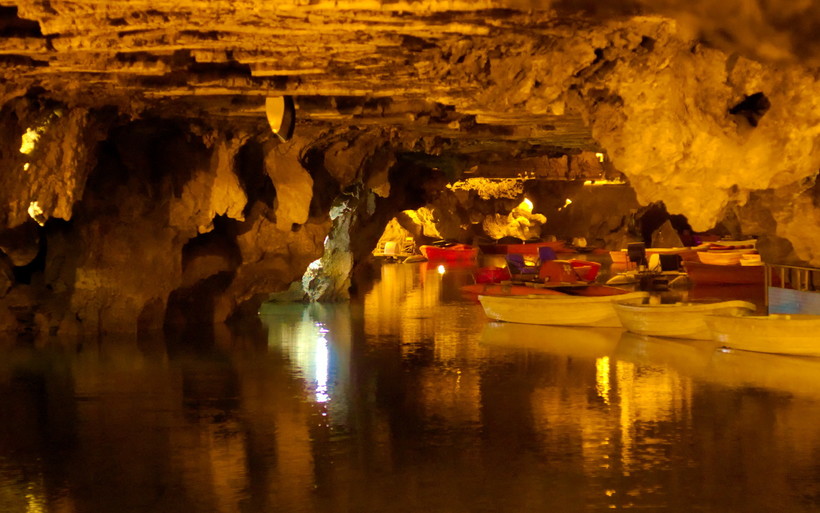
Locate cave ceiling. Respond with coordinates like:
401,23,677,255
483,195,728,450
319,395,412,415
2,0,815,161
2,1,820,236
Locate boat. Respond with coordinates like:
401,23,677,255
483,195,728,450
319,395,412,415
705,313,820,356
613,297,756,340
479,238,572,255
696,250,757,266
419,242,478,262
477,290,649,327
682,261,774,285
610,244,707,266
461,283,566,296
568,259,601,281
463,282,626,297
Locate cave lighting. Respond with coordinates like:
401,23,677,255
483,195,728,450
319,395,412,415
265,96,295,142
558,198,572,211
437,265,446,274
595,152,605,163
583,178,626,186
23,163,30,171
19,128,41,154
27,201,45,226
520,197,534,212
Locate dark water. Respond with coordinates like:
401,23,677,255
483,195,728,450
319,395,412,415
2,262,820,512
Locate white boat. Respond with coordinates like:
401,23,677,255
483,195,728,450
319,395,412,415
705,313,820,356
614,298,756,340
477,291,649,328
696,250,757,266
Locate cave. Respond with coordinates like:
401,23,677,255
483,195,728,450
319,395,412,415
1,1,820,335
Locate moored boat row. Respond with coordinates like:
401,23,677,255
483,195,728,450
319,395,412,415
476,289,820,357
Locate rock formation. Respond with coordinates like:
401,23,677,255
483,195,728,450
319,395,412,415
1,1,820,334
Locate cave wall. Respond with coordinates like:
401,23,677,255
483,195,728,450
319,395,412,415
0,115,338,334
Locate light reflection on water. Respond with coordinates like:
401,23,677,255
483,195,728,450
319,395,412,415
2,262,820,511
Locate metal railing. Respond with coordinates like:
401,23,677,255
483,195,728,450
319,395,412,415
764,263,820,306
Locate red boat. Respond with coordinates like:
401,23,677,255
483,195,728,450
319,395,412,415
479,240,573,255
460,282,626,297
419,243,478,262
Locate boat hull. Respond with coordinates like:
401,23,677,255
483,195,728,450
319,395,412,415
705,314,820,356
478,291,648,328
614,299,756,340
419,244,478,262
461,283,566,296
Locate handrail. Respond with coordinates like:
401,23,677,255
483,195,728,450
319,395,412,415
764,263,820,306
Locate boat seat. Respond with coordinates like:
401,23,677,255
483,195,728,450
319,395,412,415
659,253,683,271
538,246,557,263
505,253,540,280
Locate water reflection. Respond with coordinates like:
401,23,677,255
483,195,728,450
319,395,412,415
2,263,820,511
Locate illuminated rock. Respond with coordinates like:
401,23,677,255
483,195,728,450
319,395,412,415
263,137,313,232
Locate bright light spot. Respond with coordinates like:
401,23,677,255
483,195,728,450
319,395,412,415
20,128,40,154
437,265,446,274
558,198,573,211
605,490,616,497
596,356,610,405
23,162,30,171
308,258,323,271
26,491,45,513
27,201,45,226
519,197,534,212
595,152,605,163
315,329,330,403
583,178,625,186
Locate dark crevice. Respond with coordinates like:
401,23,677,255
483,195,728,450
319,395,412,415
0,6,43,38
302,147,341,218
729,92,770,127
235,140,276,215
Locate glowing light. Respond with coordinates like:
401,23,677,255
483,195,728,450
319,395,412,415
519,197,534,212
583,179,626,186
558,198,573,211
596,356,611,405
20,128,40,154
27,201,45,226
23,162,30,171
437,265,446,274
314,327,330,403
26,492,45,513
595,152,605,163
